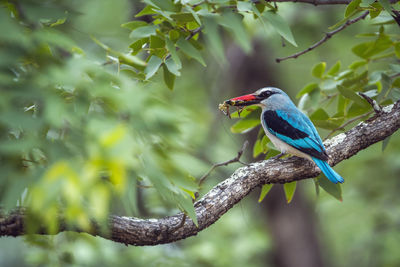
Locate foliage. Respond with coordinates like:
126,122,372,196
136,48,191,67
0,0,205,230
1,0,400,266
228,12,400,200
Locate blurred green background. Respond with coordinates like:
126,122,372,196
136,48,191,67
1,0,400,267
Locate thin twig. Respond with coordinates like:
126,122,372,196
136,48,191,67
276,11,369,63
137,183,153,189
192,0,206,8
325,111,373,139
359,92,382,114
392,10,400,27
391,72,400,79
198,141,249,187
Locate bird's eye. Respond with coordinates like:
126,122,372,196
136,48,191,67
259,91,270,98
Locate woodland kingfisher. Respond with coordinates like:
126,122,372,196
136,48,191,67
223,87,344,184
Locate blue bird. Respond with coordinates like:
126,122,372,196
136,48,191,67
225,87,344,184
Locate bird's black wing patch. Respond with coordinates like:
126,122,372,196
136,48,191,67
262,110,328,161
263,110,308,140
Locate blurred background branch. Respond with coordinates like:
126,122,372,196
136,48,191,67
276,11,369,62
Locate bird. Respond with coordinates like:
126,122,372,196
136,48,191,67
224,87,344,184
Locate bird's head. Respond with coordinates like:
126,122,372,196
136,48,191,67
224,87,286,108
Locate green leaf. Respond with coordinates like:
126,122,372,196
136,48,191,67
349,60,367,70
284,181,297,203
253,138,263,158
145,55,163,80
378,0,393,15
203,17,225,62
188,8,201,25
237,1,253,13
329,10,361,30
230,106,260,119
50,18,67,27
394,43,400,59
337,85,369,107
337,70,354,80
310,108,329,120
135,5,156,17
231,109,261,133
369,2,383,18
317,176,342,201
170,13,196,23
143,0,176,12
341,70,368,88
361,0,375,5
165,57,181,76
327,61,341,76
298,88,321,111
393,77,400,88
389,64,400,73
163,64,175,90
230,119,260,133
121,21,148,30
313,119,341,130
261,135,270,153
262,11,297,47
313,179,320,196
150,35,165,49
169,30,180,41
219,11,251,53
345,0,361,17
382,136,391,151
312,62,326,78
296,83,319,98
377,73,391,102
121,69,145,80
352,33,392,59
130,38,148,55
337,95,348,115
180,187,196,200
165,38,182,69
175,193,198,226
130,25,158,39
258,184,273,202
255,3,266,14
347,102,370,117
176,37,206,66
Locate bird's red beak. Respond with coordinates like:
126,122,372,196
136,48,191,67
224,93,260,106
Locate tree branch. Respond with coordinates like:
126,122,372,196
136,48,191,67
1,101,400,246
276,11,369,63
193,0,397,6
359,92,382,114
198,140,249,187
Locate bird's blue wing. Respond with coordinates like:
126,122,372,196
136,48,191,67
262,109,328,161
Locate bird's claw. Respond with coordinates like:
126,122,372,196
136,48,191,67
272,152,286,160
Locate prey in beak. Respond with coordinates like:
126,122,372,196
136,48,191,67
218,93,261,118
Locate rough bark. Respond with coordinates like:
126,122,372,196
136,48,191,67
1,102,400,246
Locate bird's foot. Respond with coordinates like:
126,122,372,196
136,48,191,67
272,152,286,160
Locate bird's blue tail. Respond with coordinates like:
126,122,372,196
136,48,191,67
312,157,344,184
